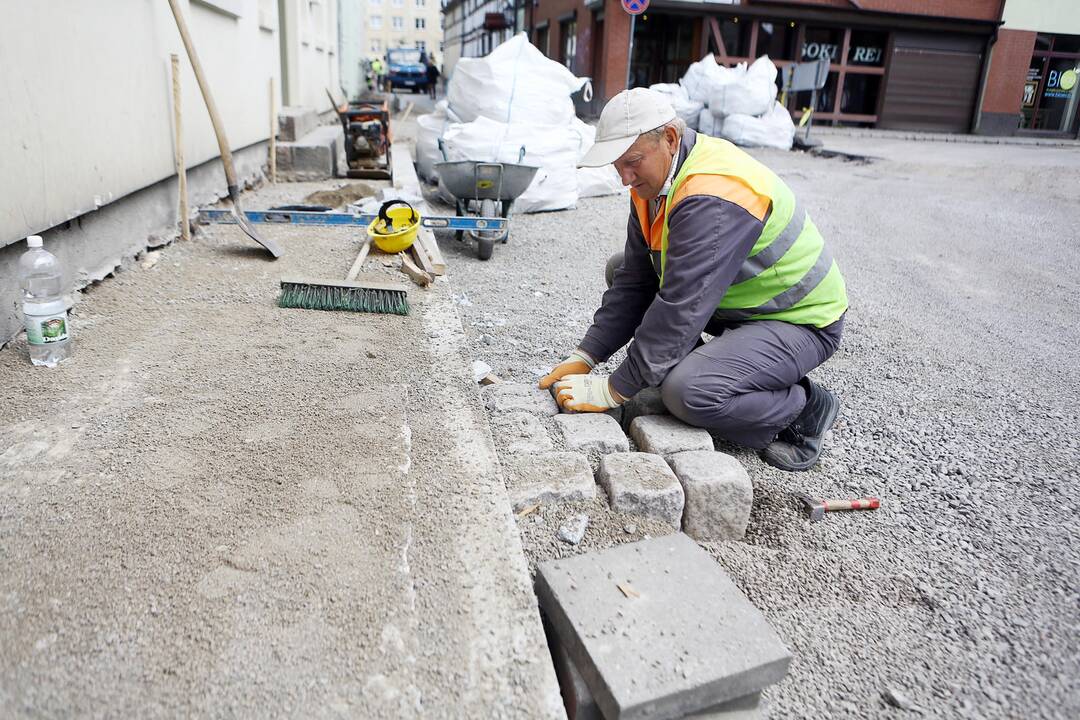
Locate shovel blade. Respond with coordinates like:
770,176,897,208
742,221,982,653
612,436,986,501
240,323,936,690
229,190,282,258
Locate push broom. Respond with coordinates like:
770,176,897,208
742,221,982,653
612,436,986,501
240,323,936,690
278,237,410,315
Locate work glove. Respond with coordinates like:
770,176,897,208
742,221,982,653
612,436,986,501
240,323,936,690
538,349,595,390
553,374,625,413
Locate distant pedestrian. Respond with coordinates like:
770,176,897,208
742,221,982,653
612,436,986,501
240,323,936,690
426,57,440,100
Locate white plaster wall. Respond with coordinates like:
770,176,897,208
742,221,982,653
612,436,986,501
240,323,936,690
0,0,340,249
0,0,283,248
1003,0,1080,36
339,0,367,99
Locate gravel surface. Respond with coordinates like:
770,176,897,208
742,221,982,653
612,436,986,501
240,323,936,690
440,139,1080,719
0,177,563,718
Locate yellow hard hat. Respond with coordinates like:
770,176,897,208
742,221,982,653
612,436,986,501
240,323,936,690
367,200,420,253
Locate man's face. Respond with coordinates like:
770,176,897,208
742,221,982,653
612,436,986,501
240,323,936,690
612,126,679,201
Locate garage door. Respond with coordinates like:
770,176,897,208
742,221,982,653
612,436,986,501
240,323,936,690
878,32,985,133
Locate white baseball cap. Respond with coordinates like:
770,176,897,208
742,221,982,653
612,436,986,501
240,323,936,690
578,87,677,168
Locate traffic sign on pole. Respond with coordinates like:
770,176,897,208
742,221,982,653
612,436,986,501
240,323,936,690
622,0,648,16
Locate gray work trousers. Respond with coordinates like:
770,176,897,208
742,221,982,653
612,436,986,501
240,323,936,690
605,253,844,449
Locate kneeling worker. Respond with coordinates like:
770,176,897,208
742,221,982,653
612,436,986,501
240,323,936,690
540,88,848,471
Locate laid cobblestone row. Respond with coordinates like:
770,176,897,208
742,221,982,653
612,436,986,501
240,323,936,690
485,383,560,416
630,415,714,458
502,452,596,512
668,450,754,541
597,452,684,527
492,412,554,455
553,413,630,455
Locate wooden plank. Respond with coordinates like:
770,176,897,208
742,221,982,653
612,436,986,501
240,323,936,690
415,227,447,276
390,140,422,195
399,252,433,287
409,239,436,276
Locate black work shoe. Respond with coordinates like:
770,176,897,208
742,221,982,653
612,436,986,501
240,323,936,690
761,379,839,472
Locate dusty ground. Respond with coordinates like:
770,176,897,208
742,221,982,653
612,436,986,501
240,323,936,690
439,137,1080,719
0,178,563,718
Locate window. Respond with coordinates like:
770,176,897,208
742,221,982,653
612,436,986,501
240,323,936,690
415,0,425,6
391,0,402,6
416,40,426,52
371,38,382,52
560,19,577,72
534,24,549,57
370,15,382,29
392,16,403,29
415,17,425,30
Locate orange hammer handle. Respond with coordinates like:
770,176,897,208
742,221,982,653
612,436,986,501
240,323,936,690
823,498,880,512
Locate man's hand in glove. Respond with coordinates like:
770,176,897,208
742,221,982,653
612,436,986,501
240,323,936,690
539,350,595,390
553,374,625,413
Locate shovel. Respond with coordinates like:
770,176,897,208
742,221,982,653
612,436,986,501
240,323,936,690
166,0,282,258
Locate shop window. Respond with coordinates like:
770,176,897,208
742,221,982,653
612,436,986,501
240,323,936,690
840,74,880,116
716,17,752,59
1051,34,1080,54
801,27,843,63
847,31,886,67
1023,34,1080,134
534,25,549,56
755,20,796,61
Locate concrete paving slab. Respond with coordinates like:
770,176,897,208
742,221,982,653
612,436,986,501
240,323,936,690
493,411,555,455
486,383,560,416
504,452,597,512
536,534,791,720
554,413,630,455
669,451,754,542
630,415,714,459
276,125,341,181
598,453,684,528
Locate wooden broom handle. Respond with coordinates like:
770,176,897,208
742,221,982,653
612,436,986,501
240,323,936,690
166,0,239,192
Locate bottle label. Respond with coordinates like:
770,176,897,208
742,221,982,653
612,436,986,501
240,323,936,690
25,311,69,345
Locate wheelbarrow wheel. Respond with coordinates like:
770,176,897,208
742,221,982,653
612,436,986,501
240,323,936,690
477,199,498,260
455,200,466,243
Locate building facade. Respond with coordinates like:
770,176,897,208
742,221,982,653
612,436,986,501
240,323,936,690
353,0,444,63
442,1,523,78
526,0,1076,137
979,0,1080,137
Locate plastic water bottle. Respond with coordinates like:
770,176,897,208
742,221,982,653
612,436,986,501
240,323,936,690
18,235,72,367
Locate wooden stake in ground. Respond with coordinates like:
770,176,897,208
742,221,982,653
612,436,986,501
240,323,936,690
269,76,277,183
170,53,190,242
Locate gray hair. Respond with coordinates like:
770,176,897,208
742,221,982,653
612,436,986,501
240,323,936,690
643,117,686,142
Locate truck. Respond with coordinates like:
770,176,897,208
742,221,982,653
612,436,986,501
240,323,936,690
386,48,427,93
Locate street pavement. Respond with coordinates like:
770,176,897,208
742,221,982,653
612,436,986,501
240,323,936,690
441,134,1080,719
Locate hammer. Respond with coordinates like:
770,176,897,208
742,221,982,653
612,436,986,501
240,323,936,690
797,493,880,523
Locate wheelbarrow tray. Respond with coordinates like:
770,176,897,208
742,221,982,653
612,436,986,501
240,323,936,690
435,160,539,202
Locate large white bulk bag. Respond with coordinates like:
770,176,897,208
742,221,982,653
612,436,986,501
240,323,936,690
447,33,589,126
709,56,779,118
648,83,705,130
681,54,744,104
440,116,581,213
720,101,796,150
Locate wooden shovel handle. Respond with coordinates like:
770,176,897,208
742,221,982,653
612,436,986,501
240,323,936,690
166,0,238,191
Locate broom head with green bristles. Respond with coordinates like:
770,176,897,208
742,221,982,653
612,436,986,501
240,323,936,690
278,277,409,315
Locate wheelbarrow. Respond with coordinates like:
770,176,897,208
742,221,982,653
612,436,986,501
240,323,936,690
435,145,539,260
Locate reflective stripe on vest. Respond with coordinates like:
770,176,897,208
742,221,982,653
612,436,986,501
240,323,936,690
631,134,846,328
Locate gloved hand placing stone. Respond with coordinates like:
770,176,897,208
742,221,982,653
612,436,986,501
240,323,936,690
553,374,625,413
538,349,595,390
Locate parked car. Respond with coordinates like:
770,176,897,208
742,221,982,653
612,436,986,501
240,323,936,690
387,48,427,93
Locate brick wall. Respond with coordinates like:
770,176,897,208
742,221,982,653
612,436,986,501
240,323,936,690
762,0,1003,23
982,28,1036,114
